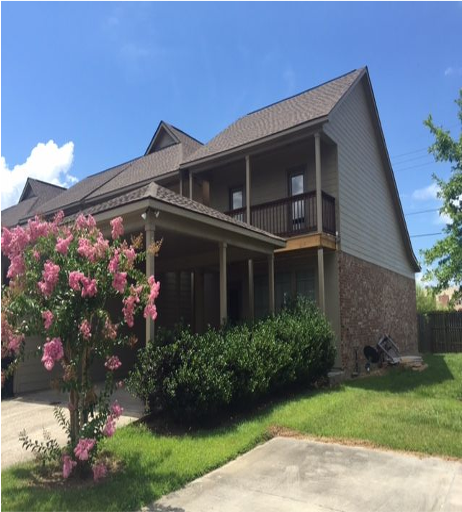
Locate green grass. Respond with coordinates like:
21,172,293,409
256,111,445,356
2,354,462,511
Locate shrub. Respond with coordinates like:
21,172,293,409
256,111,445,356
127,297,336,421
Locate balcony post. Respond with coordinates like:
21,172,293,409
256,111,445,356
245,155,251,225
189,170,193,200
145,211,156,344
317,247,326,314
315,133,323,232
268,253,275,315
219,242,227,325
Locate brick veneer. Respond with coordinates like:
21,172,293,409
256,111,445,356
338,251,418,373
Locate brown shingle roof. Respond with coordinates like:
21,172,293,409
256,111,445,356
183,69,364,165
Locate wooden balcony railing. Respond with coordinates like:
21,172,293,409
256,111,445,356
225,191,336,238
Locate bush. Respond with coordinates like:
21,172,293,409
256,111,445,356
127,297,336,421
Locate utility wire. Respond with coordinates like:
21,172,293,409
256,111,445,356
405,208,441,216
410,232,443,238
394,161,436,172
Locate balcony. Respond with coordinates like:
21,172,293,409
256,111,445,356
225,191,336,238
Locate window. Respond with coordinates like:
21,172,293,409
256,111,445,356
296,269,315,301
229,186,245,222
230,187,243,210
289,170,305,231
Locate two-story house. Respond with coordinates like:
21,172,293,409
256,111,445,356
2,67,419,393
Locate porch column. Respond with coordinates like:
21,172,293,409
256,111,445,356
219,242,227,325
189,170,193,200
245,155,251,224
248,259,254,321
268,253,275,315
145,211,156,344
315,133,323,233
317,247,326,314
194,269,205,333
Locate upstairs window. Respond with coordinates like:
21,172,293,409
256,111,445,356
230,187,244,211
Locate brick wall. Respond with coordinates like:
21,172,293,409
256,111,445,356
338,251,418,373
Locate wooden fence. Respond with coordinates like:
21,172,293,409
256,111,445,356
418,311,462,353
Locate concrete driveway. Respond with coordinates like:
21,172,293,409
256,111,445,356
151,437,462,512
1,387,144,469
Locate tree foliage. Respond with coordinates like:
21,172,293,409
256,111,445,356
416,284,438,314
422,89,462,305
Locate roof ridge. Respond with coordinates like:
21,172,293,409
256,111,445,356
245,68,362,117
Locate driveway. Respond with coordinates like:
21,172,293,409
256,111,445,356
150,437,462,512
1,387,144,469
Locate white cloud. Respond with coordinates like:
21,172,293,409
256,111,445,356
434,211,453,226
1,140,77,210
412,183,440,201
444,66,462,77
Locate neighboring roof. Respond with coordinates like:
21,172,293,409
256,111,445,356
74,181,285,243
1,178,66,227
183,68,364,166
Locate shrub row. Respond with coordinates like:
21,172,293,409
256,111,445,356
127,298,336,421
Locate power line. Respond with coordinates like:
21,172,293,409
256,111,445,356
394,161,436,172
405,208,441,216
392,153,433,165
410,232,443,238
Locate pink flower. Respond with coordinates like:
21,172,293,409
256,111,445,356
77,238,96,262
32,250,41,261
123,247,136,265
62,455,77,479
108,252,120,274
76,214,96,231
111,401,124,419
42,310,54,330
81,276,98,298
143,303,158,321
92,462,107,482
105,355,121,371
104,318,117,340
110,217,124,240
41,337,64,371
7,254,25,279
38,261,60,298
74,438,96,461
1,226,30,259
56,234,73,255
79,319,91,340
116,380,124,390
69,270,85,291
7,333,24,354
102,415,116,437
112,272,127,294
94,234,109,259
148,276,161,302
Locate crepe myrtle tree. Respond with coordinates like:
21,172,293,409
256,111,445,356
1,212,160,481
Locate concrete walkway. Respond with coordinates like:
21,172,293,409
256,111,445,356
150,437,462,512
1,387,144,469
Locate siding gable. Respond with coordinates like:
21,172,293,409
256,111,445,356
324,79,416,278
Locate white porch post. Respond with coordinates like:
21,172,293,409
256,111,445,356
219,242,228,325
145,211,156,344
317,247,326,314
248,259,254,321
315,133,323,233
268,253,275,315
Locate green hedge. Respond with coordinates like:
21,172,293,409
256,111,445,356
127,298,336,421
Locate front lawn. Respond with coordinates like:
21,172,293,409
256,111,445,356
2,353,461,512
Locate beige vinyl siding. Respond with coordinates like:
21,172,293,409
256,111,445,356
324,80,415,278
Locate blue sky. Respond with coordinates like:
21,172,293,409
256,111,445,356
1,2,461,271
